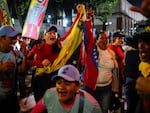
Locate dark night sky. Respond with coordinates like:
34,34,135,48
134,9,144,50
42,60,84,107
127,0,142,6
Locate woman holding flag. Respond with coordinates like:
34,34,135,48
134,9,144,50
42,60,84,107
27,3,86,108
27,26,61,104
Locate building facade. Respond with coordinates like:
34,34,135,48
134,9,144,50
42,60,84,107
94,0,146,36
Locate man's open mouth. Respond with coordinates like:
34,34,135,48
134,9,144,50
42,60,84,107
139,50,148,59
50,37,55,40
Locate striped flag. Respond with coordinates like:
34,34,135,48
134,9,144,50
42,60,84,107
0,0,13,26
34,5,85,76
22,0,49,39
82,20,99,90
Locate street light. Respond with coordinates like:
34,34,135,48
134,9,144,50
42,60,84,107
105,21,112,31
47,14,51,23
105,21,112,25
63,18,68,27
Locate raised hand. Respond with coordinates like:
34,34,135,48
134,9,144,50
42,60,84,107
130,0,150,18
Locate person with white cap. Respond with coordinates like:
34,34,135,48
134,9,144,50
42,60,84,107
0,25,27,113
31,64,102,113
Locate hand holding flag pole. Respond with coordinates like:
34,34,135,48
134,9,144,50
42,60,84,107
35,4,86,76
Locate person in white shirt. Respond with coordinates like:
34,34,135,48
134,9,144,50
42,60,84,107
95,32,117,113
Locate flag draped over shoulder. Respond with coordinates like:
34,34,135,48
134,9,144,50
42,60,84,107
22,0,49,40
0,0,13,26
34,5,85,76
82,20,99,90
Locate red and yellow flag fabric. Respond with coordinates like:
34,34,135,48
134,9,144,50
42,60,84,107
34,5,85,76
22,0,49,40
0,0,13,26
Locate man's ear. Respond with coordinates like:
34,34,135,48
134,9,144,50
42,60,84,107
75,85,81,93
76,82,81,90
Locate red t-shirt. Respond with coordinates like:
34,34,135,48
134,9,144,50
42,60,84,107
28,43,59,68
109,45,124,68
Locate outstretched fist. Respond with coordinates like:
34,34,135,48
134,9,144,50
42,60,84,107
86,9,94,20
76,4,94,21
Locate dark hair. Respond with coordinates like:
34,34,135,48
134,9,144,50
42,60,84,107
126,37,138,49
113,32,125,38
133,32,150,44
138,32,150,41
96,31,107,40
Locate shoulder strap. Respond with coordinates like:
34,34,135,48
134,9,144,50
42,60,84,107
78,91,84,113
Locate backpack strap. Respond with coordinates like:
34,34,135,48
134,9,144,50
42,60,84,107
78,91,84,113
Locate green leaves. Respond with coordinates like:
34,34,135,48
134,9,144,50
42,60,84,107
94,0,118,22
16,0,30,16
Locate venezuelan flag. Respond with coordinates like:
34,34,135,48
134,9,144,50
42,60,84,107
35,5,85,76
82,19,99,90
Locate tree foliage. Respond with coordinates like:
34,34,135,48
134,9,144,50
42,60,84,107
88,0,118,22
16,0,30,16
7,0,118,27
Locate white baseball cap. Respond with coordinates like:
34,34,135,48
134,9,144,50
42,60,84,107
52,65,81,82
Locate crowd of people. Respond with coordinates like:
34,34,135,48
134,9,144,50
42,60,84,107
0,0,150,113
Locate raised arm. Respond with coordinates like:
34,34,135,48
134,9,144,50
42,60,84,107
130,0,150,18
